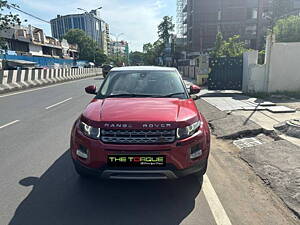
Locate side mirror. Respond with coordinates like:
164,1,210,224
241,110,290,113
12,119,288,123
190,85,201,95
85,85,97,95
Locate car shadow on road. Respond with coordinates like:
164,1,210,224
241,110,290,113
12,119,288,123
9,151,202,225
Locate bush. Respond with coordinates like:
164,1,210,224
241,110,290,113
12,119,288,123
274,16,300,42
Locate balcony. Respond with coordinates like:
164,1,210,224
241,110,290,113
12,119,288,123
182,4,187,13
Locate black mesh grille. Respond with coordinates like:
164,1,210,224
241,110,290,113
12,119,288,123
101,129,176,144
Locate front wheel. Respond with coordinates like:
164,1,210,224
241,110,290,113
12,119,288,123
193,160,208,181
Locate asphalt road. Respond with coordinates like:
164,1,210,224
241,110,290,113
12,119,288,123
0,77,298,225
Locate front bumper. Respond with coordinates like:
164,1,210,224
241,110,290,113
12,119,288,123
73,157,208,180
70,124,210,179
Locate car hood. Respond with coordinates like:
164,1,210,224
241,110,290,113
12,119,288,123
82,98,199,125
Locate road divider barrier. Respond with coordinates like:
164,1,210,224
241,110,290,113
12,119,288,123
0,67,102,94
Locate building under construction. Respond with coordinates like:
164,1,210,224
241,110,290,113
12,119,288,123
176,0,187,38
177,0,272,54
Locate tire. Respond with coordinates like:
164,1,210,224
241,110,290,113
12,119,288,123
193,160,208,182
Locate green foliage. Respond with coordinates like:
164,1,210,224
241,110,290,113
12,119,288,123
0,1,21,54
94,50,107,66
210,32,248,58
129,51,144,65
107,55,127,67
158,16,175,43
143,40,164,65
0,1,21,30
63,29,107,65
258,50,265,65
211,32,225,57
274,15,300,42
127,15,174,66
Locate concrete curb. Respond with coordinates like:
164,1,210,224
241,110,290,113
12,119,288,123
0,68,102,95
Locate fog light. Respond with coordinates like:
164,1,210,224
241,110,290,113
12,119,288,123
190,150,202,159
190,144,202,159
76,146,88,159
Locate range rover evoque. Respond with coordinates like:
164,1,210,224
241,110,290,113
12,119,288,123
70,66,210,180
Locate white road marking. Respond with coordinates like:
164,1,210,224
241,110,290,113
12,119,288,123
0,77,96,98
45,98,72,110
203,175,232,225
0,120,20,129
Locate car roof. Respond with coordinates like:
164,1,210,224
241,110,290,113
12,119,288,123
110,66,177,72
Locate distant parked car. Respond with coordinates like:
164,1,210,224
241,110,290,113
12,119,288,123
102,64,113,78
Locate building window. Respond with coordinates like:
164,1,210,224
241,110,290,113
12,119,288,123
73,17,80,29
247,8,258,19
81,17,85,30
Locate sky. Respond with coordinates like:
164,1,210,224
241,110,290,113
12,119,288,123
7,0,177,51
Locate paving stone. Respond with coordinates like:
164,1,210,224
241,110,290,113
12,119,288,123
267,106,296,113
240,140,300,217
242,106,267,111
233,137,262,149
210,114,263,139
195,99,227,122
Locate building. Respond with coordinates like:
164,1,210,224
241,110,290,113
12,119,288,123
50,9,109,54
110,40,129,58
100,23,110,55
176,0,188,39
0,25,78,59
177,0,272,55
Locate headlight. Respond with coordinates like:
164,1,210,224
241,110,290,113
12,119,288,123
177,121,202,139
79,121,101,139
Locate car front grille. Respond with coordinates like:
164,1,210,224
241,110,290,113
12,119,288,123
101,129,176,144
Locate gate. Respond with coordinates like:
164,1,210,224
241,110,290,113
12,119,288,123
208,57,243,90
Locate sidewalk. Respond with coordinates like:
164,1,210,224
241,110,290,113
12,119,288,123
199,89,300,146
186,80,300,218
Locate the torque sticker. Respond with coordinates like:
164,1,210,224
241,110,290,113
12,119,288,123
107,155,166,167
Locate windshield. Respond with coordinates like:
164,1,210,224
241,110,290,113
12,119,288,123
97,70,188,99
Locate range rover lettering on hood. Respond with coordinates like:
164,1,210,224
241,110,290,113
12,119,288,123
104,123,172,129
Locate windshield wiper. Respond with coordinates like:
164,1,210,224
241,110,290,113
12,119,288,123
157,92,186,97
107,93,156,98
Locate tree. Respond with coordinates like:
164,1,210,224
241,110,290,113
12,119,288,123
274,15,300,42
210,33,248,58
222,35,247,57
0,1,21,52
158,16,175,43
63,29,107,65
142,40,164,65
211,32,225,57
129,51,144,66
94,49,107,66
0,1,21,30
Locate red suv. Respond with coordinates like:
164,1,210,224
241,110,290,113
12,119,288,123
70,66,210,180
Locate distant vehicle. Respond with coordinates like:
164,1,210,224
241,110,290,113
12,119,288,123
102,64,113,78
84,62,95,68
70,66,210,180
